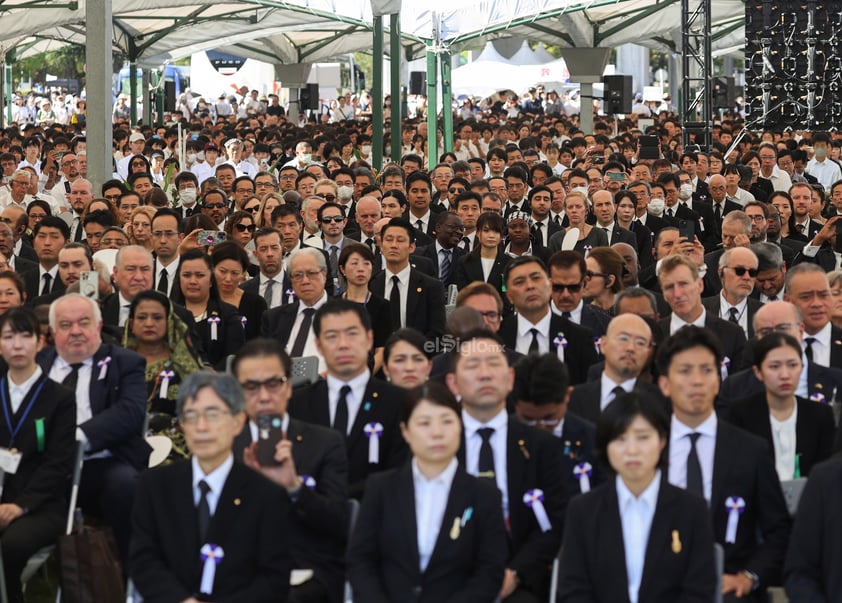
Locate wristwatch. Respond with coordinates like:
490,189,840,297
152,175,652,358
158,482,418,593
741,570,760,591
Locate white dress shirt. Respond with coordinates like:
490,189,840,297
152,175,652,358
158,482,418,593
192,453,234,516
385,264,412,328
551,299,583,323
617,470,661,603
259,272,286,309
462,409,510,518
719,293,749,338
803,322,832,368
769,404,798,482
599,374,637,411
287,292,328,372
155,257,179,297
117,292,134,327
408,210,432,234
413,457,458,571
669,308,707,334
515,310,552,355
668,413,717,503
37,265,59,296
49,357,94,425
326,369,370,433
8,366,43,414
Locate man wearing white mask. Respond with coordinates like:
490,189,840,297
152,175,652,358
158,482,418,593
174,172,201,219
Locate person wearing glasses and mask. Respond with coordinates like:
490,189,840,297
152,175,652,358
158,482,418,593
130,371,292,603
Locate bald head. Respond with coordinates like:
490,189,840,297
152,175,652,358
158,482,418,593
601,313,654,382
752,300,804,342
709,174,727,202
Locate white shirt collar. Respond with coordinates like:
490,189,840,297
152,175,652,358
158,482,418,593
462,407,508,439
670,307,706,332
412,457,459,487
616,469,661,508
670,412,718,442
8,366,43,393
517,308,552,337
191,453,234,496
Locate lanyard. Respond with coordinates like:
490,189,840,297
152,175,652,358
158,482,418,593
0,376,47,449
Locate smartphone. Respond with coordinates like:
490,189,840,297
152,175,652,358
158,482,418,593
198,230,226,246
678,219,695,241
608,172,626,182
79,271,99,300
835,218,842,241
256,413,284,466
591,155,605,165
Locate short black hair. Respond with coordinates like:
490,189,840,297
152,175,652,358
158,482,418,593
596,392,669,474
504,254,548,286
752,332,802,367
381,217,416,242
655,325,723,376
313,299,372,337
33,216,70,240
401,382,461,425
152,207,183,232
232,338,292,380
384,328,430,365
513,353,570,406
0,307,39,336
449,328,506,373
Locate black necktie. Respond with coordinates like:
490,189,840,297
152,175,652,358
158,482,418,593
477,427,495,480
389,275,401,328
805,337,816,364
666,208,674,218
62,362,83,392
365,238,375,252
263,278,275,307
768,295,777,302
561,311,572,320
461,236,471,251
415,219,423,232
686,432,704,498
611,385,626,402
728,307,740,325
528,328,540,354
41,273,52,296
290,308,316,357
532,222,544,247
334,385,351,436
553,215,561,226
73,217,83,242
197,480,211,543
714,204,722,222
157,268,168,294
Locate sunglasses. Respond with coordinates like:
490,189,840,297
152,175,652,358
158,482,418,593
449,187,466,194
235,223,256,233
321,216,345,224
244,206,260,213
552,283,583,293
204,202,227,210
321,194,336,202
725,266,759,277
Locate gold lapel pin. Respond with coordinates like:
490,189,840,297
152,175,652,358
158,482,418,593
671,530,681,554
449,517,461,540
234,498,242,506
417,287,423,293
372,392,379,398
296,435,303,442
519,439,530,460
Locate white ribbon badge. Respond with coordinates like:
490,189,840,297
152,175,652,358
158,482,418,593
364,422,384,464
553,333,567,363
208,316,221,341
97,356,111,380
573,462,592,493
199,543,224,594
159,369,174,399
523,488,552,533
724,496,745,544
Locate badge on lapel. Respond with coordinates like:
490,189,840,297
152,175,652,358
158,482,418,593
671,530,682,554
97,356,111,380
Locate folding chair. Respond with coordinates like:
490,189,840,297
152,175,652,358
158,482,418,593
713,543,724,603
291,356,319,388
344,499,360,603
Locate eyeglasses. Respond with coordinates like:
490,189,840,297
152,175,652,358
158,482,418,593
521,418,561,428
28,213,47,220
203,202,227,210
104,194,121,202
180,407,232,425
724,266,759,277
240,376,289,395
235,188,255,194
10,180,28,186
290,269,324,281
60,159,77,167
479,310,501,322
552,282,583,293
613,333,653,349
152,230,179,239
320,216,345,224
234,223,256,233
449,187,466,194
755,323,797,338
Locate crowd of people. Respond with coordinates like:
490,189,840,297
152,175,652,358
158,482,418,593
0,89,839,602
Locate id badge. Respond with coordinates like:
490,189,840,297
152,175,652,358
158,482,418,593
0,448,22,475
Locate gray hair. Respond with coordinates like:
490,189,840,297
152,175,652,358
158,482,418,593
176,371,244,416
115,244,154,270
613,286,658,316
48,292,103,331
718,247,758,270
785,261,829,294
288,246,327,272
752,242,784,271
722,210,751,235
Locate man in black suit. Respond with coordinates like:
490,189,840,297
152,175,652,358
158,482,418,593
414,211,466,290
546,250,612,337
289,300,407,498
707,174,742,236
447,329,566,603
24,216,68,301
658,173,704,237
658,254,747,375
28,243,95,308
657,326,791,602
752,242,788,304
369,219,446,342
242,227,291,309
702,246,764,339
261,247,330,371
703,210,753,289
403,171,439,243
790,182,824,240
40,293,151,568
370,217,437,279
627,180,667,239
784,262,842,368
2,205,38,265
499,255,599,385
527,185,562,249
271,206,337,296
569,313,665,424
0,222,36,276
150,208,183,299
232,339,348,603
503,166,531,218
591,189,637,249
130,371,291,602
513,353,601,500
744,202,797,267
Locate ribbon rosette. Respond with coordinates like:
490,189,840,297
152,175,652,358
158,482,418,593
159,369,175,399
285,288,297,304
720,356,731,381
724,496,745,544
364,422,384,464
810,392,827,404
583,245,592,257
97,356,111,380
300,475,317,489
207,316,221,341
553,333,568,363
593,337,602,356
199,543,224,594
523,488,552,532
240,315,248,329
573,462,593,493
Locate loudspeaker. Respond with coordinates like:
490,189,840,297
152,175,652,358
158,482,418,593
712,77,735,108
164,81,176,112
299,83,319,110
409,71,426,95
603,75,633,115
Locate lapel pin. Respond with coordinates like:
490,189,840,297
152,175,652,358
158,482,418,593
363,401,372,412
296,435,303,442
518,439,530,460
671,530,682,553
233,498,241,506
449,517,461,540
417,287,423,293
372,392,379,398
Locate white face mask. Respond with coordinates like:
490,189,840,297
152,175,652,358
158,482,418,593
679,183,693,200
337,185,354,200
361,145,372,156
186,153,196,164
648,197,666,216
179,187,197,206
196,151,205,162
299,153,312,163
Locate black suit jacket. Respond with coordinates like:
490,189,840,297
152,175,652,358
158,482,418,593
195,298,245,370
233,418,349,603
17,244,38,264
240,272,293,308
784,455,842,600
23,268,65,302
628,220,655,268
347,464,507,603
568,377,669,425
560,479,716,603
260,301,301,345
369,268,446,342
553,303,613,338
130,460,292,603
154,258,182,301
12,255,37,276
792,243,839,273
414,243,467,289
37,343,151,470
458,418,566,595
289,377,408,499
701,295,764,339
499,312,599,385
658,314,747,375
455,251,511,301
727,393,835,478
556,412,603,500
372,252,437,280
639,213,668,239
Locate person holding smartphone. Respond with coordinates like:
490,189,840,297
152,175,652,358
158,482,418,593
793,214,842,272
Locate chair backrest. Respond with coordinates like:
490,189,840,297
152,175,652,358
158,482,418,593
65,439,86,535
291,356,319,387
713,543,724,603
347,498,360,541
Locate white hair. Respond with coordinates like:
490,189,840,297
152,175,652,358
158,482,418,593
48,292,103,331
